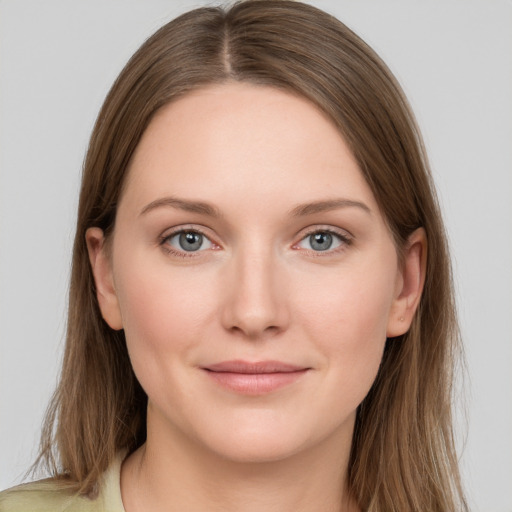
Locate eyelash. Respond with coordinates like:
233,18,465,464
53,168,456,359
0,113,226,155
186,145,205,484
159,227,215,258
293,227,352,256
158,226,352,258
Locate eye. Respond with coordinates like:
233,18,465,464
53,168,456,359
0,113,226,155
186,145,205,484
164,230,213,253
296,230,348,252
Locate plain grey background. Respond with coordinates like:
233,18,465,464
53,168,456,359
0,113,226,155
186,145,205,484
1,1,511,510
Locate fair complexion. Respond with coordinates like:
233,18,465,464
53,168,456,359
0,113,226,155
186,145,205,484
87,83,426,512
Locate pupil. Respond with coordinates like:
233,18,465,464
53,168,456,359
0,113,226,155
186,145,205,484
311,232,332,251
179,232,202,251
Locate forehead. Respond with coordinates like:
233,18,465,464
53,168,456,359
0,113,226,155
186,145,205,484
120,82,380,218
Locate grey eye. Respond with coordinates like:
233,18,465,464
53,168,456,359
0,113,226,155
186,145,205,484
296,231,345,252
309,232,333,251
167,231,213,252
179,232,203,251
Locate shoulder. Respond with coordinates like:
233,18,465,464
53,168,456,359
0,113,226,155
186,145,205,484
0,453,125,512
0,480,98,512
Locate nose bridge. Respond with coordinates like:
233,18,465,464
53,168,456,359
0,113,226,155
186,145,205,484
222,239,288,338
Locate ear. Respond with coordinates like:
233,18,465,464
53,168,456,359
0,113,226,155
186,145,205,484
386,228,427,337
85,227,123,330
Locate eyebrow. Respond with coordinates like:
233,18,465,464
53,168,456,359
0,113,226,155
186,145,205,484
139,196,371,218
289,198,371,217
139,197,221,217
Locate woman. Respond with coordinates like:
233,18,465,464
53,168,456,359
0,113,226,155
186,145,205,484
0,1,468,510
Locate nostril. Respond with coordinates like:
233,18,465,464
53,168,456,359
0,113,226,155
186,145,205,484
227,321,283,340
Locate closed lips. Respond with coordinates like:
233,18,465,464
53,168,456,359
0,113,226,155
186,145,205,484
203,360,309,373
201,360,311,395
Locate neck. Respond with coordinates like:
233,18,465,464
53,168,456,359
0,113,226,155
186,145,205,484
121,410,359,512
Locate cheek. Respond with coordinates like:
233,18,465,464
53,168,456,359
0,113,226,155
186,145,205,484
295,260,396,398
300,262,395,337
113,257,218,388
117,254,212,334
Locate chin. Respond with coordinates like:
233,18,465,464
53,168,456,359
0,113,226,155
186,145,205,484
192,409,346,465
208,432,306,464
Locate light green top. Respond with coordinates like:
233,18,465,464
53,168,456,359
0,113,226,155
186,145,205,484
0,453,125,512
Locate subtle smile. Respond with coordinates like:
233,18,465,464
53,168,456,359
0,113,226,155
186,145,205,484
202,360,311,395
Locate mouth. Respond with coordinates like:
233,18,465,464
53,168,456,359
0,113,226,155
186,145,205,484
201,360,310,395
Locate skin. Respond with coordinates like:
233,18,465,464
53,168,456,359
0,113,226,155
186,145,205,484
87,83,426,512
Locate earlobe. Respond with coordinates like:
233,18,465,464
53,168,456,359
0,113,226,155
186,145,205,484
85,227,123,330
386,228,427,337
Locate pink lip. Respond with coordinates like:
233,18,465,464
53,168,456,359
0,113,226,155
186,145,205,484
202,360,310,395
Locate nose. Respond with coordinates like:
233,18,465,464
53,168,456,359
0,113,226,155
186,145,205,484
220,245,290,339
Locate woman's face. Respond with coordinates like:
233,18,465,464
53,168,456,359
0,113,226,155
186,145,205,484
88,83,420,463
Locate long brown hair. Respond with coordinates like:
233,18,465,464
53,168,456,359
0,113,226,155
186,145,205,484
36,1,467,509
